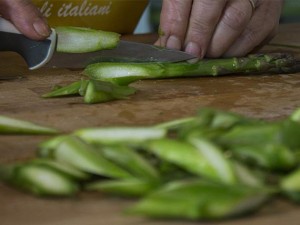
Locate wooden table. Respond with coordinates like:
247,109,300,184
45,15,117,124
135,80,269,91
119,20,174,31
1,23,300,225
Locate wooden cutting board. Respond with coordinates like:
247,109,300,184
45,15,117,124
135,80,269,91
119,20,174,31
0,23,300,225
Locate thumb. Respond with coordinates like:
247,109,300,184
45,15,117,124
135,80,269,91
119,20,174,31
0,0,51,40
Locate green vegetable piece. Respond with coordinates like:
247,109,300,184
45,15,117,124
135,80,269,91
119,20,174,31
188,137,237,184
231,144,296,171
56,26,120,53
38,135,70,157
0,163,79,196
129,179,270,220
98,145,160,180
145,138,236,184
155,117,197,131
84,53,295,85
83,79,136,104
231,161,264,188
280,119,300,150
280,168,300,202
86,178,160,197
74,127,166,145
42,80,88,98
43,136,131,178
0,115,58,135
290,107,300,123
217,123,281,147
30,159,90,181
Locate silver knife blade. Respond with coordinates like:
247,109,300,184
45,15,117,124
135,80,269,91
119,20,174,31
45,40,195,69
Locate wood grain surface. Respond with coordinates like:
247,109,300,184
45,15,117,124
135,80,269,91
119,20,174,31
0,23,300,225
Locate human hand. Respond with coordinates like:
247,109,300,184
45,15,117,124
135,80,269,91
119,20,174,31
0,0,51,40
155,0,283,58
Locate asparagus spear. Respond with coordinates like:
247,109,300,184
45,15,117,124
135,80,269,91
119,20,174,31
56,26,120,53
84,53,296,85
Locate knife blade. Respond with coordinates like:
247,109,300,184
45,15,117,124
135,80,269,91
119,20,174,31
0,17,195,70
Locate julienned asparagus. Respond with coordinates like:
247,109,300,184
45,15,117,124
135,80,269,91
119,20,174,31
84,53,296,85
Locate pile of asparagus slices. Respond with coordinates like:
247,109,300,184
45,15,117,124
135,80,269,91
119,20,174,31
1,107,300,220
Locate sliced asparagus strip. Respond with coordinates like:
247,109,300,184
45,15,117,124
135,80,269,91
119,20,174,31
74,127,166,145
84,53,296,85
40,135,132,178
280,168,300,202
129,179,271,220
0,115,58,135
86,179,160,197
97,145,160,180
83,80,136,104
145,138,237,184
42,80,88,98
56,26,120,53
0,163,79,196
30,159,90,181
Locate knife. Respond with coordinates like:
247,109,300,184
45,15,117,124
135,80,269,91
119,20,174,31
0,17,195,70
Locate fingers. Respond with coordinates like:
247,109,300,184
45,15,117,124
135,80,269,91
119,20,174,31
156,0,283,58
184,0,227,58
205,0,253,57
154,0,193,50
0,0,51,40
224,0,283,57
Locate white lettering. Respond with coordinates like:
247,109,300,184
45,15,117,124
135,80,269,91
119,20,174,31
39,1,53,17
56,0,112,18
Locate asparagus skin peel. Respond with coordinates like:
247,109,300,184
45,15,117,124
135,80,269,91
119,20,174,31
84,53,296,85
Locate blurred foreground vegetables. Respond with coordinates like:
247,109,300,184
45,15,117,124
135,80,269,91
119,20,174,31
2,107,300,220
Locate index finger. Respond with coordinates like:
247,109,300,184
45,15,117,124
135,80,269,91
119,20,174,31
154,0,193,50
184,0,227,58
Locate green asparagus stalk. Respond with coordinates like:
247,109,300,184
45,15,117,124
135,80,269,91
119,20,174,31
86,178,160,197
84,53,296,85
56,26,120,53
0,115,58,135
0,162,79,196
129,179,272,220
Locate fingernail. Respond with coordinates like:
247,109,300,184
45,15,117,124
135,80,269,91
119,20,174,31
185,42,201,57
33,18,51,37
166,35,181,50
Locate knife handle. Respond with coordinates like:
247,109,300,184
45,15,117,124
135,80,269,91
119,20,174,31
0,17,56,70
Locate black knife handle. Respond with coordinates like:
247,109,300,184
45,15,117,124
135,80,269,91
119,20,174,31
0,17,56,70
